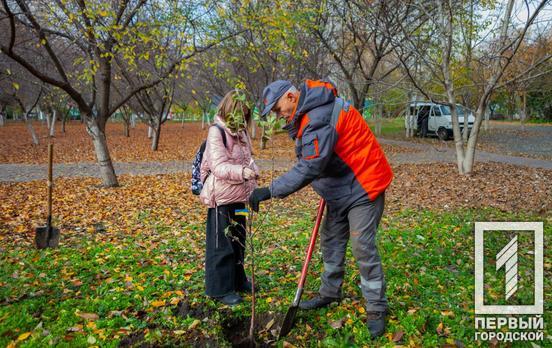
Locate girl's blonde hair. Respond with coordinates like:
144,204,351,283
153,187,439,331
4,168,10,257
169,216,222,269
217,90,251,125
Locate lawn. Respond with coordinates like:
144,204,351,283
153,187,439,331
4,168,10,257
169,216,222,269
1,168,550,347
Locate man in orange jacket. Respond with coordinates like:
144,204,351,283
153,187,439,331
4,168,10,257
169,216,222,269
249,79,393,338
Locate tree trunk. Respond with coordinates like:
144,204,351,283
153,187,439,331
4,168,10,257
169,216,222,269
49,110,56,137
147,124,153,139
520,91,527,131
86,118,119,187
260,125,267,150
250,117,257,139
463,107,483,174
0,104,6,127
151,121,161,151
201,112,206,130
374,102,383,136
61,113,67,134
23,113,39,145
44,110,50,130
462,105,469,143
123,119,130,137
131,113,136,128
484,107,490,132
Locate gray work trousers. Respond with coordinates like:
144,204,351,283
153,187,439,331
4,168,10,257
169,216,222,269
319,193,387,312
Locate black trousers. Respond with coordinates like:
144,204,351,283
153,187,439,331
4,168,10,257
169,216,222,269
205,203,248,297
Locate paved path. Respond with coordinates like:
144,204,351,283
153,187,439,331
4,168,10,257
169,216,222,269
1,139,550,182
0,159,293,182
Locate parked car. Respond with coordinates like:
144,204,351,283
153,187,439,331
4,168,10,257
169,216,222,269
404,102,475,140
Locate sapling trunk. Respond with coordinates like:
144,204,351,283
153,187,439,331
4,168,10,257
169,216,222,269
247,210,256,346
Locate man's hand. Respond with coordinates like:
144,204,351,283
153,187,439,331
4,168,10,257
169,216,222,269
249,187,271,212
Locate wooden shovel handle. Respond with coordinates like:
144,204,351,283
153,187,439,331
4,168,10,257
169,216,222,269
47,143,53,226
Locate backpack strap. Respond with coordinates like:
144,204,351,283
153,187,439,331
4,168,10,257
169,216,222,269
212,124,227,148
330,97,349,127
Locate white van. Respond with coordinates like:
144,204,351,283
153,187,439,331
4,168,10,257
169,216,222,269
404,102,475,140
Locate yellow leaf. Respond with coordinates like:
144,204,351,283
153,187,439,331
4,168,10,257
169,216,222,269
151,300,165,307
17,332,32,341
188,319,201,330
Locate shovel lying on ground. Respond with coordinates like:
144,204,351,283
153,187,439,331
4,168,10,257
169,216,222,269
35,143,60,249
279,198,326,339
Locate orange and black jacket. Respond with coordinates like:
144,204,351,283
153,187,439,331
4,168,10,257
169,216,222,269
269,79,393,214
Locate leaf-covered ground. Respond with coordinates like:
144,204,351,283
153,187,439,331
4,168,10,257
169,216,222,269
1,161,550,347
0,122,417,165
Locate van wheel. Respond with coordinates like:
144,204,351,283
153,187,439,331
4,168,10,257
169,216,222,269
437,127,449,140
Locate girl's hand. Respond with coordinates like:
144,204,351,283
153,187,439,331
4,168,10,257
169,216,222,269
243,167,256,180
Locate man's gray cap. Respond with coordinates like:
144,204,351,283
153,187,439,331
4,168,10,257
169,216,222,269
261,80,293,117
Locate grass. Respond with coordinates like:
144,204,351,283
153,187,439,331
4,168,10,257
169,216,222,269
1,207,550,347
366,117,405,137
488,119,552,125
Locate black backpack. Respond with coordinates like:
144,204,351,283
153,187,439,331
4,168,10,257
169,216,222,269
191,124,227,195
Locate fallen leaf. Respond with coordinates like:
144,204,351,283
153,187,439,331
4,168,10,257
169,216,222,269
75,311,99,321
329,318,345,329
17,332,32,341
265,318,275,330
188,319,201,330
87,335,96,344
67,325,83,333
150,300,165,307
392,330,404,342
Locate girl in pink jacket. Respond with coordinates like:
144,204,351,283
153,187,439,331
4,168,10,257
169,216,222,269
199,90,259,305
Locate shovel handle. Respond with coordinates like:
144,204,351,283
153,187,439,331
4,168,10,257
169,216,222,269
297,198,326,290
47,143,53,228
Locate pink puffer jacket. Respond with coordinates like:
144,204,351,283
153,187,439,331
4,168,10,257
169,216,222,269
199,116,259,208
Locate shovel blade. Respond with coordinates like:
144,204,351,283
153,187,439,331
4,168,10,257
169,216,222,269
279,305,299,339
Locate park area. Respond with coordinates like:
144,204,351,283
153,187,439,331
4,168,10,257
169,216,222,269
1,0,552,347
1,120,551,347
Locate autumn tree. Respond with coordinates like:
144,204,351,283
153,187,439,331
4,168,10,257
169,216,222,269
0,59,45,144
0,0,226,186
496,27,552,128
306,0,426,111
393,0,551,175
192,1,329,144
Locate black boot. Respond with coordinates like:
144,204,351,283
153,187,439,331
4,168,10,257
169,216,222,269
366,311,386,338
216,293,243,306
298,296,340,310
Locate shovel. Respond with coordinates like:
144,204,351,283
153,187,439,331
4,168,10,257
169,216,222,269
35,143,59,249
279,198,326,339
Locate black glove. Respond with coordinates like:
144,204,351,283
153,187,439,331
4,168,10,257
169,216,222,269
248,187,271,212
